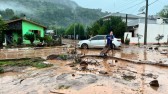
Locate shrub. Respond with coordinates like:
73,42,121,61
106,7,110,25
24,33,35,44
39,37,44,43
44,35,54,46
155,34,164,45
125,39,130,45
0,67,4,73
58,54,68,60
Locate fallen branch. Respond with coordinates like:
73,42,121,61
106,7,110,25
50,90,65,94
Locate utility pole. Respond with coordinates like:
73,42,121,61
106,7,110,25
126,14,128,32
74,11,76,40
144,0,148,45
73,10,77,56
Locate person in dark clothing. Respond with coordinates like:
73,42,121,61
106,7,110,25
100,31,115,56
106,31,115,49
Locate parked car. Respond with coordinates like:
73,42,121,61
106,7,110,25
77,35,121,49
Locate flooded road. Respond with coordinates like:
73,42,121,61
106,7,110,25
1,43,168,94
79,46,168,65
0,57,168,94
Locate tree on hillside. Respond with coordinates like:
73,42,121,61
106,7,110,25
65,23,85,39
87,16,126,38
0,17,7,48
159,5,168,18
0,8,15,20
0,0,109,27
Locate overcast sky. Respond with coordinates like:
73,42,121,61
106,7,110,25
72,0,168,15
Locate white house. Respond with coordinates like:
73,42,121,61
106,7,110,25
125,17,168,44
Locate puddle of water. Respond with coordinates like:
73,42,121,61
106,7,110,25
78,46,168,63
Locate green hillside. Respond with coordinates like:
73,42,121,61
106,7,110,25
0,0,109,28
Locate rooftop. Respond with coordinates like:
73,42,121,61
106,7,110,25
103,12,143,19
6,18,47,28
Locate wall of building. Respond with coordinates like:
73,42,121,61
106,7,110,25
22,21,45,44
127,23,168,44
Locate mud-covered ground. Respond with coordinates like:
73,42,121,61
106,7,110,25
0,39,168,94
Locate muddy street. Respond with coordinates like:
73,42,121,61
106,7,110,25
1,43,168,94
1,57,168,94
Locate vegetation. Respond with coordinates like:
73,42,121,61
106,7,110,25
58,54,68,60
24,33,35,44
44,35,54,46
0,17,7,48
155,34,164,45
159,5,168,18
0,67,4,73
0,0,109,27
86,16,126,39
125,39,130,45
0,8,16,20
0,58,53,70
65,23,85,39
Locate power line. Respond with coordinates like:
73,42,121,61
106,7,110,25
148,0,159,6
116,0,137,10
139,0,159,13
119,0,145,12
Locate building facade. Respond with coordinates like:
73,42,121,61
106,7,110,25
3,18,46,45
125,18,168,44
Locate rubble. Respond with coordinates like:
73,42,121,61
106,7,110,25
99,71,108,75
149,80,159,87
122,74,136,81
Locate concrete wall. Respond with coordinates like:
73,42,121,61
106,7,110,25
127,23,168,44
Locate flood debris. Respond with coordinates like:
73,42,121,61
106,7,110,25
160,51,168,54
154,47,159,50
141,73,158,79
50,90,65,94
58,85,71,89
47,54,73,60
122,74,136,81
115,60,118,63
69,64,75,67
148,47,153,50
80,61,88,71
99,71,108,75
19,79,25,84
47,54,59,60
149,80,159,87
82,58,100,66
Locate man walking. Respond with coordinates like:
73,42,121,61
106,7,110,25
100,31,115,56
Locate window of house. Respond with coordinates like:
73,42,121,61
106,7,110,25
30,30,41,40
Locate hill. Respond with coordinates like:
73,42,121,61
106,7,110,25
0,0,109,28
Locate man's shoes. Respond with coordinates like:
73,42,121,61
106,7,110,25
104,54,107,56
100,53,107,57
